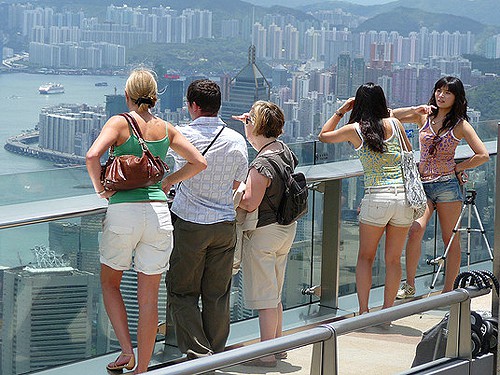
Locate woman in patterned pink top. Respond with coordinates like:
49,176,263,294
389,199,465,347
393,77,489,297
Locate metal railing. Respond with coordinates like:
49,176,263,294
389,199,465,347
0,136,497,375
144,287,490,375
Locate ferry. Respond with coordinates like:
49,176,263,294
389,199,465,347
39,83,65,95
95,82,108,87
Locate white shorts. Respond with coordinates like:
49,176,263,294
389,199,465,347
359,185,413,228
242,222,297,310
100,202,173,275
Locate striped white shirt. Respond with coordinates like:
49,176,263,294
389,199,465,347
168,116,248,224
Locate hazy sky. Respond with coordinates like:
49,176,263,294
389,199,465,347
244,0,396,6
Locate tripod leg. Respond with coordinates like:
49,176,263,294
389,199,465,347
466,202,472,270
428,202,467,290
430,259,445,289
471,204,494,261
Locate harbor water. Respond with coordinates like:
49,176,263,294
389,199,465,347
0,72,127,174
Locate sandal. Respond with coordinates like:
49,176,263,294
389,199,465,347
106,352,135,371
275,351,288,360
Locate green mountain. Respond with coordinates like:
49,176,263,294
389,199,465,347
467,79,500,121
355,7,487,34
300,0,500,27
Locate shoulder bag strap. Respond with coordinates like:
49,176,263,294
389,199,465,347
392,119,409,154
119,113,156,159
262,156,283,213
261,146,292,213
177,123,225,189
201,124,225,156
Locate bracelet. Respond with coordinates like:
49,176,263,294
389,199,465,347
335,110,344,118
96,189,105,195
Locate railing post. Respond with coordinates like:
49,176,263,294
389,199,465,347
493,121,500,374
320,179,342,309
446,298,472,360
310,327,337,375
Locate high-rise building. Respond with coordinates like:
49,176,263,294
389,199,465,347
336,53,351,99
158,74,184,112
350,56,365,96
105,93,127,118
416,67,441,104
485,34,500,58
220,45,270,136
267,23,283,60
284,24,299,61
1,257,94,375
271,64,290,88
392,66,418,107
252,23,267,59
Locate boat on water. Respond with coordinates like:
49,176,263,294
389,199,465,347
95,82,108,87
39,83,65,95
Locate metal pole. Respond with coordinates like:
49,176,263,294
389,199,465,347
493,122,500,374
319,179,342,309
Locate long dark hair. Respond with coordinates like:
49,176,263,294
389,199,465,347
348,82,390,153
428,76,469,135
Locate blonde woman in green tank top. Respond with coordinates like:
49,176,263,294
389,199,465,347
319,83,414,315
86,68,206,373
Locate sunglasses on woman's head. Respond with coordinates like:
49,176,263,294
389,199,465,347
245,117,253,125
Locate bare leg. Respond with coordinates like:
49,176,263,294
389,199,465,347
257,307,280,362
357,223,385,314
100,265,134,359
436,202,463,292
135,272,162,374
275,302,283,339
384,225,410,308
404,200,434,288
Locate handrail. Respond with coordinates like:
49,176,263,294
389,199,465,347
145,287,490,375
0,194,107,229
0,141,496,230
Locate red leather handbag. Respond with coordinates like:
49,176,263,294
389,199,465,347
100,113,169,191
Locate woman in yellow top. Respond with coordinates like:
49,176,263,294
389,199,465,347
319,83,413,315
86,68,206,373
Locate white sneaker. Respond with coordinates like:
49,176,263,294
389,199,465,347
396,282,415,299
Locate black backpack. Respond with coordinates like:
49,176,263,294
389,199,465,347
264,150,308,225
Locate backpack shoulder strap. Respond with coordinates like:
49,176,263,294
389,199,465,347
261,155,287,213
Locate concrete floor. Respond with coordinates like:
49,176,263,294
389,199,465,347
216,293,493,375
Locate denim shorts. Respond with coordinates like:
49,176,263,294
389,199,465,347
359,185,414,228
423,177,464,204
100,202,173,275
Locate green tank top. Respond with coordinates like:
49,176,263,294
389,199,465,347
108,124,170,204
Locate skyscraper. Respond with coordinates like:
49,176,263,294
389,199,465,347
336,53,351,99
1,252,94,375
105,93,127,118
158,74,184,112
351,56,366,96
220,45,270,136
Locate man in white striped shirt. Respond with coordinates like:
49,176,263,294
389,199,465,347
166,79,248,358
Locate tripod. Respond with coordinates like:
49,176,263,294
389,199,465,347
427,189,494,289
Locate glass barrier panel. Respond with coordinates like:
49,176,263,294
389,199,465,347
0,167,93,206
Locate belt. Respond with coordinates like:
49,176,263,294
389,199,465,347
364,185,406,194
423,174,455,183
